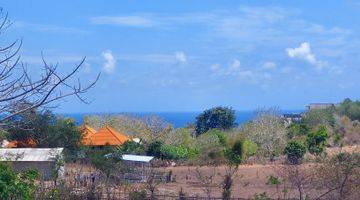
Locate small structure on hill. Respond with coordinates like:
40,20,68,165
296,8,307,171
80,125,130,146
122,154,154,182
306,103,335,110
282,113,302,125
0,148,64,180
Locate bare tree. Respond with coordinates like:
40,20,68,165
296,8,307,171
242,108,286,161
145,169,162,200
0,8,99,126
314,152,360,200
277,164,314,200
192,166,217,199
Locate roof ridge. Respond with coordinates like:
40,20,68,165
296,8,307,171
105,126,124,143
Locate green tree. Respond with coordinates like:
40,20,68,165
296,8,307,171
306,126,329,156
0,164,39,200
6,110,82,154
146,140,164,158
117,140,146,155
302,108,335,128
286,123,309,139
284,141,306,164
337,98,360,121
195,107,236,135
222,140,244,200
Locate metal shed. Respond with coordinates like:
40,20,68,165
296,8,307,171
0,148,64,180
122,154,154,182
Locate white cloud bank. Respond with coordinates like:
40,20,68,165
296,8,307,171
286,42,326,70
102,50,116,74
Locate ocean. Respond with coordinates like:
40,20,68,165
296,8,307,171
60,110,302,128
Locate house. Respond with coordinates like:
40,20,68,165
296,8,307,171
0,148,64,180
79,125,97,145
2,138,37,148
121,154,154,182
306,103,335,110
282,113,302,125
81,126,130,146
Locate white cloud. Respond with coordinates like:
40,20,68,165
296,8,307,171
90,16,154,27
286,42,326,70
286,42,317,64
83,62,92,74
210,63,220,71
262,62,277,70
13,21,88,34
102,50,116,74
230,59,241,69
174,51,187,63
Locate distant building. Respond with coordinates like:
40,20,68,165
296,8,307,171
282,113,302,124
80,125,130,146
0,148,64,180
306,103,335,110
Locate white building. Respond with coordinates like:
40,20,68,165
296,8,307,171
0,148,64,180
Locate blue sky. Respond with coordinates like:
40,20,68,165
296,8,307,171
2,0,360,112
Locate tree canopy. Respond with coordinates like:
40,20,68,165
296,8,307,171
5,109,82,152
195,106,236,135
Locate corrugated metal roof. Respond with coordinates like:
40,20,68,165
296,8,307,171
0,148,63,162
122,154,154,163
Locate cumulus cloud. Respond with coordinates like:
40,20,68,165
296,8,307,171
102,50,116,74
211,59,254,79
286,42,326,70
262,62,276,70
174,51,187,63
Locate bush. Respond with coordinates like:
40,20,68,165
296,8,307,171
160,144,198,160
195,107,236,135
302,109,335,128
0,164,39,200
286,123,309,139
337,98,360,121
284,141,306,164
146,140,164,158
129,190,147,200
147,140,198,160
243,140,258,158
225,140,244,165
307,126,329,156
118,140,145,155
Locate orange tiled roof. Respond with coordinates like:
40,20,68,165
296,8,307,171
83,126,130,146
80,125,97,145
5,139,37,148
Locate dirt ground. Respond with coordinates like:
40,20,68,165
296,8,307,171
156,164,300,199
64,146,359,199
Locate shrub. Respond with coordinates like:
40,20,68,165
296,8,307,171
118,140,145,155
225,140,244,165
284,141,306,164
0,164,39,200
160,144,198,160
146,140,164,158
307,126,329,156
286,123,309,139
129,190,147,200
243,140,258,157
